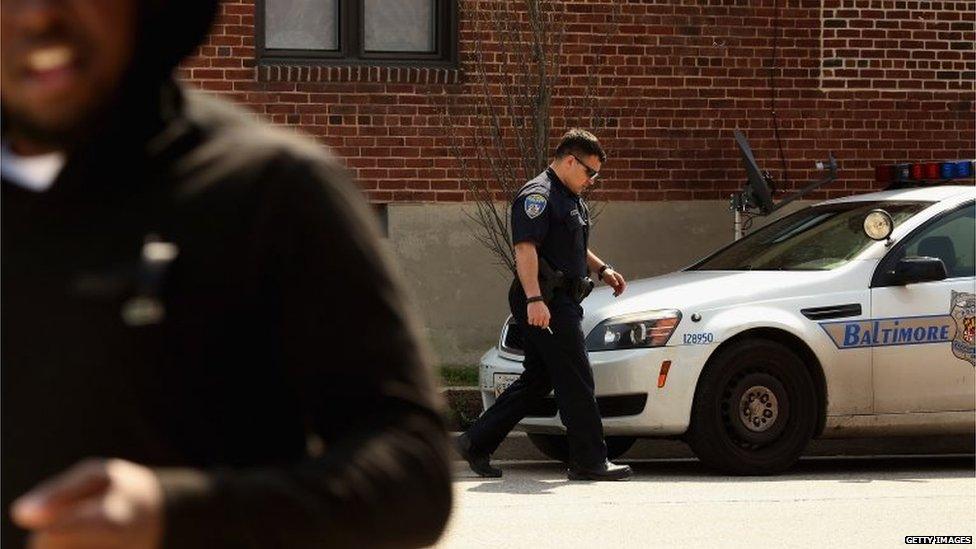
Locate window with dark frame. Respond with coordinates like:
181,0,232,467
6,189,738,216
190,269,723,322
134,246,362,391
258,0,457,66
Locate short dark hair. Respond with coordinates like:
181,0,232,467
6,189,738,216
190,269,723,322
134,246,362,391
554,128,606,163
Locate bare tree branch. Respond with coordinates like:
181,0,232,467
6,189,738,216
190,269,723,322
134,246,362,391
443,0,617,276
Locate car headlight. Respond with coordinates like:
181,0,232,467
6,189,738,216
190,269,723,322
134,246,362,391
585,310,682,351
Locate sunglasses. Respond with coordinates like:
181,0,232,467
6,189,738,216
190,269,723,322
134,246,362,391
571,154,600,180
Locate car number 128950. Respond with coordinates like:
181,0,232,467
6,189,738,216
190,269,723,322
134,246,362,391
683,333,714,345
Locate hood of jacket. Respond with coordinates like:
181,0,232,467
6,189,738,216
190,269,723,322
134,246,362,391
46,0,221,185
135,0,220,84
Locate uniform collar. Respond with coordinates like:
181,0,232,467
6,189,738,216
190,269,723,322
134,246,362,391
545,167,576,197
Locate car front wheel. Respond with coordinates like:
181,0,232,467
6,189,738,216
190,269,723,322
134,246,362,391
687,339,817,475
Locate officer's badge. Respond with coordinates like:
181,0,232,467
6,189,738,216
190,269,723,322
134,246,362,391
950,291,975,366
524,194,547,219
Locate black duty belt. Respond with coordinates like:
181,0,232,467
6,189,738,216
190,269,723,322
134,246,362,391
517,257,594,304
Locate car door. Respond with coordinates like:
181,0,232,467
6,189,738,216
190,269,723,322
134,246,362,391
870,201,975,413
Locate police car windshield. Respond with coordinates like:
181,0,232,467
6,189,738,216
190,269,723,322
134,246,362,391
690,201,929,271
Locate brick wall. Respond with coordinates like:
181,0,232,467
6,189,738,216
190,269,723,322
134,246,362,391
181,0,975,203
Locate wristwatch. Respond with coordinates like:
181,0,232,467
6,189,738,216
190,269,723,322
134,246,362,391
598,263,613,279
526,295,545,304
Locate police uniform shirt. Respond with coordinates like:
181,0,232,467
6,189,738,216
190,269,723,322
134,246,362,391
511,168,590,315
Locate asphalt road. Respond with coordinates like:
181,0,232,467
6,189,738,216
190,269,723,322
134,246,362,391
438,455,976,549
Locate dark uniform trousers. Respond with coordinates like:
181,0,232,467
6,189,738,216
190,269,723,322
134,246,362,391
466,290,607,469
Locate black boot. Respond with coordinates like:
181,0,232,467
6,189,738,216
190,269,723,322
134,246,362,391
454,433,502,478
567,460,632,481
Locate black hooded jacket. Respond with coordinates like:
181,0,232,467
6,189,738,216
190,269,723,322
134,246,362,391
1,2,452,547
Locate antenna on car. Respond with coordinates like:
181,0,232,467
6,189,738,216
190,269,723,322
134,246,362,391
731,129,838,240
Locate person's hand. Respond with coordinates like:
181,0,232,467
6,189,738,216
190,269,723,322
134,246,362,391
527,301,551,330
602,268,626,297
11,458,164,549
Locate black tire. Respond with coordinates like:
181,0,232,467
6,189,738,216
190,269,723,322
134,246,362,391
527,434,636,463
687,339,818,475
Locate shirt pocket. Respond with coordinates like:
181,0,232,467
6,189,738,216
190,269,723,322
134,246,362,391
564,209,587,230
563,210,587,248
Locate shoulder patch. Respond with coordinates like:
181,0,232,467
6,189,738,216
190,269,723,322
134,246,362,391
524,193,547,219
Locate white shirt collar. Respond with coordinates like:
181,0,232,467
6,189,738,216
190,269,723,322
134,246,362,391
1,143,66,192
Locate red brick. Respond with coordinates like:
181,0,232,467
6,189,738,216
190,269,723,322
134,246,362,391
179,0,974,203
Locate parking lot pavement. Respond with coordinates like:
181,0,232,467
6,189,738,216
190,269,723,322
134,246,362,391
438,455,976,549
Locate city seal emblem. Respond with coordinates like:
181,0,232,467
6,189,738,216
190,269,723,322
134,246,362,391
950,291,975,366
524,193,547,219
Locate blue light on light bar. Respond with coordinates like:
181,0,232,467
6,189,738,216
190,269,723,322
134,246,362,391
955,160,973,178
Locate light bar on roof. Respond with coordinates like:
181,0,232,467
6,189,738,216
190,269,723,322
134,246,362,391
875,160,974,185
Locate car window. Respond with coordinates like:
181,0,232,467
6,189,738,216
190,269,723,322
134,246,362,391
882,202,975,279
690,201,928,271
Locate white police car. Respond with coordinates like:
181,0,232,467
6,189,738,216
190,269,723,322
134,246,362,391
480,184,975,475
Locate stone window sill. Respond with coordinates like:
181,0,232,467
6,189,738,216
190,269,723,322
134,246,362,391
257,64,461,84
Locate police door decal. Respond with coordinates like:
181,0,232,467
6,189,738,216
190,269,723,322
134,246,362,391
950,291,975,366
819,291,974,366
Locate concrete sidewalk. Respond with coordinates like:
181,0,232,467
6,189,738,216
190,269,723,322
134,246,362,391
440,456,976,548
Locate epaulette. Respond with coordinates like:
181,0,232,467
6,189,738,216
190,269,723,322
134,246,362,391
516,172,552,200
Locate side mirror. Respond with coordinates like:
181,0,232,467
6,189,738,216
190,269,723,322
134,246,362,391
890,256,947,285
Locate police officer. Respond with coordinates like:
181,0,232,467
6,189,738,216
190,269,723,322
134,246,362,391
456,129,631,481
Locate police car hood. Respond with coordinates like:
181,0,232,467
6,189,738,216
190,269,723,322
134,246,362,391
581,269,831,332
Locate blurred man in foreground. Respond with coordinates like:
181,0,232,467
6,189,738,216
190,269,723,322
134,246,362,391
1,1,452,547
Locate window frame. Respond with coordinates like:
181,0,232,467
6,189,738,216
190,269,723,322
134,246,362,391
256,0,458,67
871,201,976,288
